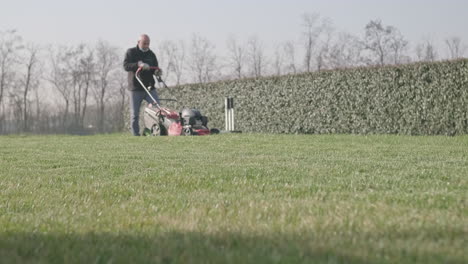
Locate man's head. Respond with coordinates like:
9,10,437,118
138,34,150,52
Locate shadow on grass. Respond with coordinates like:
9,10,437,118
0,231,462,264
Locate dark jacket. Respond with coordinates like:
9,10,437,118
123,46,159,91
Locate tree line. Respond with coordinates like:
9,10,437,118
0,14,467,134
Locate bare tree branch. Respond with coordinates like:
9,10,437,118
328,32,364,69
302,13,321,72
273,44,284,76
0,30,23,132
227,35,245,79
415,38,438,62
159,40,186,86
93,40,119,132
247,35,266,78
283,41,297,74
362,19,409,66
188,34,217,83
47,45,73,128
19,43,40,131
445,36,467,59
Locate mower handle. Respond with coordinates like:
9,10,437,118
135,66,175,106
136,66,165,83
134,66,163,107
136,66,161,75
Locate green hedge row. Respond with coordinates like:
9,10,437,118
159,59,468,135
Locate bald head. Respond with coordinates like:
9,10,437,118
138,34,150,52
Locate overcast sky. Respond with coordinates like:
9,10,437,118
1,0,467,57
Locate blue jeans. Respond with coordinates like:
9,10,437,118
129,89,160,136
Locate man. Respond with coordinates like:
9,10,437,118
123,34,162,136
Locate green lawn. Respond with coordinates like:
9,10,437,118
0,134,467,263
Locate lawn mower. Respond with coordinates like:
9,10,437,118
135,66,212,136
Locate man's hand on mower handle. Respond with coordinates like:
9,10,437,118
154,68,163,77
137,61,150,70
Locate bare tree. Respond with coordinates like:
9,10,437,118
18,44,40,132
315,18,334,71
47,45,72,128
62,44,94,129
362,19,408,66
78,47,94,128
32,83,42,131
247,35,266,78
7,90,23,130
389,31,409,64
328,32,364,68
415,38,438,62
188,34,217,83
158,40,186,85
226,36,245,79
302,13,321,72
0,30,22,132
103,65,128,132
170,40,186,85
272,44,284,76
93,40,119,132
445,36,467,59
283,41,297,74
363,20,388,65
301,13,338,72
47,44,94,131
114,69,128,131
158,40,175,83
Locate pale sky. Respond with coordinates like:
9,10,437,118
1,0,467,57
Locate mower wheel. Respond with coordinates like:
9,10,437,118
151,124,164,136
183,127,193,136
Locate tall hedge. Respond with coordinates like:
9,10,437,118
159,59,468,135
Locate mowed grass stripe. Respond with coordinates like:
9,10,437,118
0,134,467,264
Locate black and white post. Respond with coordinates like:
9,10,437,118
225,97,235,131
